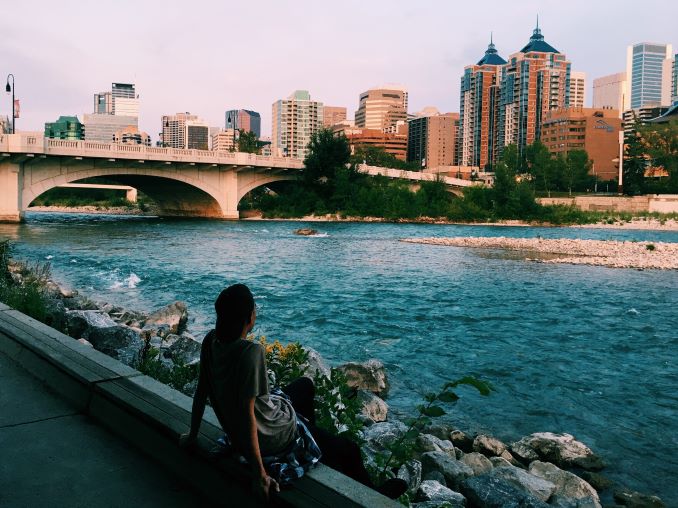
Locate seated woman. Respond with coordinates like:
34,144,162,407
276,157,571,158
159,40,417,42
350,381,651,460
181,284,406,500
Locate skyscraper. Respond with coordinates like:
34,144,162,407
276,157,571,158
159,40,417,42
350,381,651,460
458,37,506,169
626,42,673,109
407,110,459,169
354,86,408,131
161,112,209,149
271,90,324,159
497,23,571,156
569,71,586,108
225,109,261,138
322,106,347,127
86,82,139,142
592,72,627,115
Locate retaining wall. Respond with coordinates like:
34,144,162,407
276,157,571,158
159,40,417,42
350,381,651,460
537,195,678,213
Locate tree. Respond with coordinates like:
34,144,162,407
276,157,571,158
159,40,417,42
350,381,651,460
525,141,556,196
302,128,352,200
352,145,419,171
237,130,259,154
500,144,523,174
563,150,592,195
623,118,649,196
638,119,678,191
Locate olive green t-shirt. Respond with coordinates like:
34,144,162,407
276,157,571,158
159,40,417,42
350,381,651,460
201,331,297,456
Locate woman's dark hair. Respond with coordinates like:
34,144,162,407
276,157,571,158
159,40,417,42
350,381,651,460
214,284,255,342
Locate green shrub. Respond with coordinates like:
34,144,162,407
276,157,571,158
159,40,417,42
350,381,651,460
646,243,656,251
135,347,199,395
313,368,364,443
0,240,51,322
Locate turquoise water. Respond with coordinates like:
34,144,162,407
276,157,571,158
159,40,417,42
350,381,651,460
2,213,677,503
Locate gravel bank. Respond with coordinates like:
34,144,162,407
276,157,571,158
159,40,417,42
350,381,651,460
402,237,678,270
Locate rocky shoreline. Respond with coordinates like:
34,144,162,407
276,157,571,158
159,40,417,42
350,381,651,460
402,236,678,270
4,263,666,507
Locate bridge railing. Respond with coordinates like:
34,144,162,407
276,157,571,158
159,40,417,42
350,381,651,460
358,164,480,188
1,133,305,170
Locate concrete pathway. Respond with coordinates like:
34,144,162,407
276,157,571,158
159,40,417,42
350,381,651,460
0,351,208,508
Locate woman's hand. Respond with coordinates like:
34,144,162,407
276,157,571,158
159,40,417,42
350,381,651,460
253,474,279,501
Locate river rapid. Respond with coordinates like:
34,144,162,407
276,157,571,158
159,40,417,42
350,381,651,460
2,212,677,503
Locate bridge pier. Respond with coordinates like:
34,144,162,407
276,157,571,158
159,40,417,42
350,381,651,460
0,161,23,223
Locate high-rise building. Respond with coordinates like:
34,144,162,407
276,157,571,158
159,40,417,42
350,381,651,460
668,54,678,105
541,107,622,182
497,23,571,156
83,114,138,143
44,116,84,140
93,83,139,118
408,110,459,169
458,37,506,169
211,129,238,152
354,86,408,131
161,112,209,149
272,90,324,159
225,109,261,138
592,72,627,115
335,126,408,161
322,106,347,127
626,42,673,109
569,71,586,108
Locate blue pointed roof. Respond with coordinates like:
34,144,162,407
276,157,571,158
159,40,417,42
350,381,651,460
520,25,559,54
477,36,507,65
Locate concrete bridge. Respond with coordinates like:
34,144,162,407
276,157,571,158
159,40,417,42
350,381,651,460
0,133,481,222
0,133,303,222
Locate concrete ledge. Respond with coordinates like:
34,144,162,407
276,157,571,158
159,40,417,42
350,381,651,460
0,303,400,507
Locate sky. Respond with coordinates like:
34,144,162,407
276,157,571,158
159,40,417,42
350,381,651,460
1,0,676,140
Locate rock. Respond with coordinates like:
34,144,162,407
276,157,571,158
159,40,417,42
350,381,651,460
363,420,407,450
613,489,665,508
490,456,514,468
144,301,188,334
160,333,182,350
488,465,557,502
294,228,317,236
451,430,475,453
397,459,422,497
420,451,473,490
510,440,540,464
301,347,331,378
77,338,93,347
529,461,602,508
167,333,201,365
417,434,457,457
579,472,612,492
425,423,453,441
66,310,117,339
501,450,525,468
473,434,507,457
86,324,144,366
422,470,447,485
460,475,550,508
115,309,148,328
358,390,388,422
337,359,389,397
512,433,605,471
415,480,466,506
461,452,493,476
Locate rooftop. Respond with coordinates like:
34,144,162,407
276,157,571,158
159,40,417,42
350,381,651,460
520,24,560,54
477,35,507,65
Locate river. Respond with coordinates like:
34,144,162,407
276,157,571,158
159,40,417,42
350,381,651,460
2,212,677,504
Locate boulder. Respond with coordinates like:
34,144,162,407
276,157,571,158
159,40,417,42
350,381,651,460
363,420,407,450
613,489,665,508
579,472,612,492
294,228,317,236
65,310,117,339
422,470,447,485
512,433,604,471
85,324,144,366
529,461,601,508
167,333,201,365
461,452,493,476
460,475,550,508
488,465,557,502
417,434,457,457
510,440,540,465
337,359,389,397
500,450,525,468
301,347,331,378
144,301,188,334
358,390,388,422
490,456,514,468
450,429,475,453
473,434,508,457
114,309,148,328
415,480,466,507
425,423,454,441
397,459,422,497
420,451,473,490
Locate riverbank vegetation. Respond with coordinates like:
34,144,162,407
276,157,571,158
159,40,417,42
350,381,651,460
0,240,51,322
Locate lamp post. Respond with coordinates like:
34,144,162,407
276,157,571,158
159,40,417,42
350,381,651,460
5,74,15,134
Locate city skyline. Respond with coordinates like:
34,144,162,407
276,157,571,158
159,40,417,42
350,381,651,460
1,0,676,140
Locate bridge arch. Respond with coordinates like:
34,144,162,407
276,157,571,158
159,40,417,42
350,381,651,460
236,172,298,204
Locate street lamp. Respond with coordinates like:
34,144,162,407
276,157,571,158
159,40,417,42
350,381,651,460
5,74,15,134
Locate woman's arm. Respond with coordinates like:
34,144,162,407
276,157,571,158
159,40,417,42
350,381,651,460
244,397,279,499
180,368,208,446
